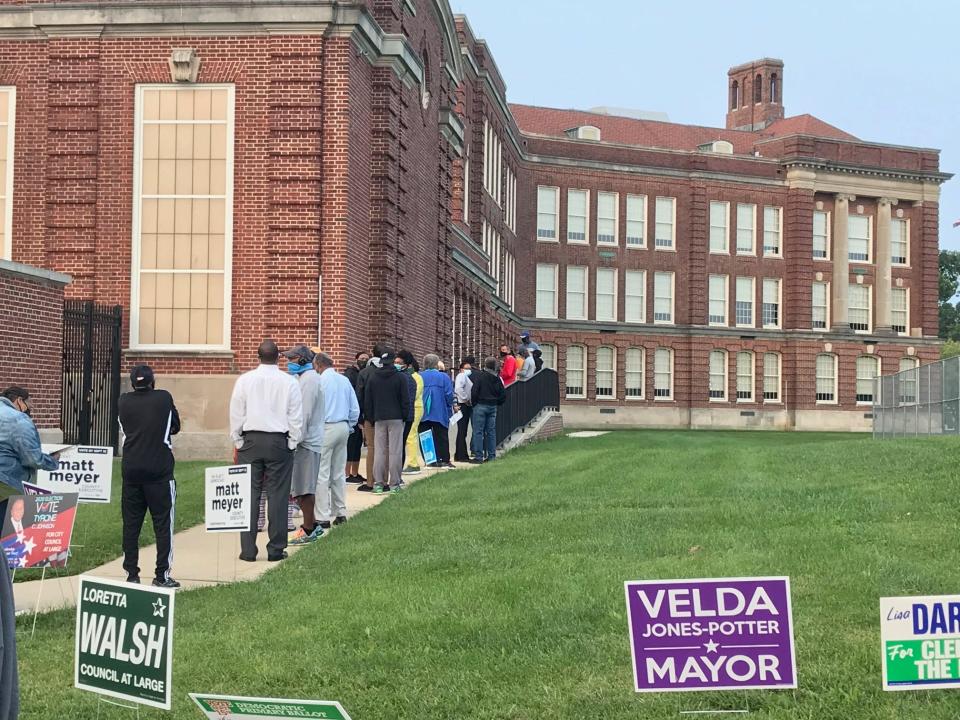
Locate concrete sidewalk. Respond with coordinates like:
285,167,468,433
12,462,469,615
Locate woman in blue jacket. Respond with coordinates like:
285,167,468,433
417,354,455,467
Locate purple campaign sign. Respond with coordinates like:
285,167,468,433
624,576,797,693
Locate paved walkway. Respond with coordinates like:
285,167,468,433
12,462,469,615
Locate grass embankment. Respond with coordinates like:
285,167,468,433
17,431,960,719
13,461,215,581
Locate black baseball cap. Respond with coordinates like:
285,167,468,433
130,365,155,390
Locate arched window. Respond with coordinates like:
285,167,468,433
730,81,739,111
816,353,837,403
596,346,616,399
754,74,763,103
898,357,919,404
770,73,779,103
736,351,754,401
709,349,727,400
654,347,673,399
763,352,781,402
565,345,585,399
625,348,644,398
856,355,880,404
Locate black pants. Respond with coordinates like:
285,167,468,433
346,423,364,462
454,404,473,460
122,477,175,581
0,504,18,720
238,431,294,559
419,420,451,463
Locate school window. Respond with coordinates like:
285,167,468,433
735,276,754,327
736,351,754,401
848,214,871,262
653,271,674,324
708,275,728,326
848,284,871,333
891,218,909,265
537,186,559,240
812,281,829,329
504,166,517,232
815,353,837,403
565,265,588,321
0,88,15,261
763,206,782,256
539,343,556,370
567,189,588,243
625,270,645,323
596,268,617,322
736,203,756,254
856,355,880,404
625,347,644,398
462,151,470,224
482,119,502,205
892,287,908,335
565,345,586,398
813,210,830,259
709,349,727,400
596,346,616,399
763,352,781,402
899,357,918,404
762,278,780,329
535,263,558,318
597,192,618,245
709,201,729,253
654,196,675,249
654,347,673,399
133,85,234,348
626,194,646,247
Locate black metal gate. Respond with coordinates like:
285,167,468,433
62,300,123,451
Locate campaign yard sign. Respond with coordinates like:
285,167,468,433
624,577,797,693
1,493,78,569
881,594,960,690
418,431,437,466
190,694,353,719
36,445,114,503
75,575,175,710
205,465,252,532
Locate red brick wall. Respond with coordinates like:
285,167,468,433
0,266,66,428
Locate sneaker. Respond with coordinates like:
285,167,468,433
318,521,332,530
355,475,368,484
357,484,375,493
333,516,347,526
126,576,140,584
345,475,363,484
441,461,456,468
403,466,422,475
268,551,288,562
152,577,181,588
468,458,484,464
373,486,385,495
391,485,402,494
289,526,316,545
308,524,326,540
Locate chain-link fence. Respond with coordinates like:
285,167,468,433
873,356,959,438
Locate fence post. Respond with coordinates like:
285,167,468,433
79,300,94,445
109,306,123,452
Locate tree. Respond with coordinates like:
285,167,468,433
939,250,960,340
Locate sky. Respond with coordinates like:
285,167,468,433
449,0,960,249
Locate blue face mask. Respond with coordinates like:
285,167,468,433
394,364,404,372
465,369,472,376
287,362,310,375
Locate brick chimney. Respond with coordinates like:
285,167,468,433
725,58,784,131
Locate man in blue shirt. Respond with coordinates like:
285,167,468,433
314,351,360,527
418,354,455,467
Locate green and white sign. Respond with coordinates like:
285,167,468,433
75,575,175,709
881,594,960,690
189,694,352,719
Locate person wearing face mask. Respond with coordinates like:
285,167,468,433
363,349,411,494
395,351,424,475
281,345,326,545
498,344,517,387
343,351,369,484
355,343,386,493
0,386,58,720
453,357,475,462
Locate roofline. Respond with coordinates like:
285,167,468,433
728,57,784,74
754,132,943,155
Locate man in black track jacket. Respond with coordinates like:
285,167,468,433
117,365,181,588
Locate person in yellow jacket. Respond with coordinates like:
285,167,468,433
396,350,424,474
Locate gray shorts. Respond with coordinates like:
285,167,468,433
289,447,321,498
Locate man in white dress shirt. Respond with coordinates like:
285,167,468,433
229,340,303,562
314,351,360,528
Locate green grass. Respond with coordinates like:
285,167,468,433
13,461,215,581
16,430,960,719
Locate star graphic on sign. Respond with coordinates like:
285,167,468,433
704,639,720,654
22,537,36,555
152,598,166,618
15,533,24,543
17,556,27,568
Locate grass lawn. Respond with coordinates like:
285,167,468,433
16,430,960,719
12,461,216,581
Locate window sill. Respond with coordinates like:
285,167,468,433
125,347,235,358
654,246,677,253
763,400,782,405
709,398,728,403
709,250,730,255
566,239,589,246
536,238,559,244
848,260,873,266
654,397,674,403
565,395,586,401
625,396,645,401
625,243,646,250
762,254,783,260
816,401,838,406
736,251,756,257
596,242,619,248
709,322,729,328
